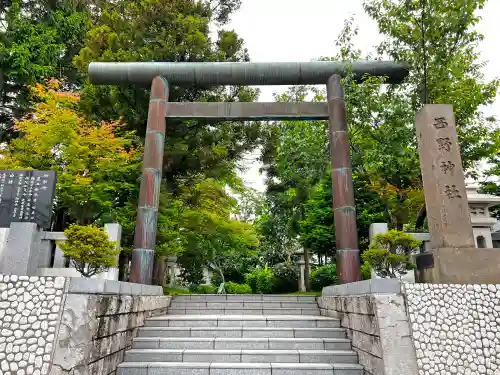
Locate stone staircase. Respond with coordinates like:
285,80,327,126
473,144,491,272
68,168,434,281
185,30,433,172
117,294,364,375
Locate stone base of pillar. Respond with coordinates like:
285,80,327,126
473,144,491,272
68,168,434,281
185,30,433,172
415,247,500,284
0,222,39,276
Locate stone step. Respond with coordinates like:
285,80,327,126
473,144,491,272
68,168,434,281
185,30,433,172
117,362,364,375
173,294,317,303
132,337,352,350
169,301,318,309
124,349,359,364
137,327,347,339
145,315,339,328
167,307,320,315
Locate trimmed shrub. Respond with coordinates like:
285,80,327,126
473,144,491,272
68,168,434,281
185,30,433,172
245,266,276,294
272,262,299,293
225,282,252,294
362,230,420,278
59,224,118,278
309,263,338,292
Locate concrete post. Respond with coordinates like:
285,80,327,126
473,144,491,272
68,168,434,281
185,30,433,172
98,223,122,281
52,243,66,268
37,238,52,268
368,223,389,243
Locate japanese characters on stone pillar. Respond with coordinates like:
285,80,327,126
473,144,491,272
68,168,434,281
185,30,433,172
415,105,475,249
0,170,57,228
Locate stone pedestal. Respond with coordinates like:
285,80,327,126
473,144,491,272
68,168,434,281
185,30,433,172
415,247,500,284
0,222,39,275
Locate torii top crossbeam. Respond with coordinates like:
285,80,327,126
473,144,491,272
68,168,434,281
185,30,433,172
88,61,409,86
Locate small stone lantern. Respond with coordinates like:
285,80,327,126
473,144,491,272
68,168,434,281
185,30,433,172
166,255,178,287
295,249,306,292
466,184,500,248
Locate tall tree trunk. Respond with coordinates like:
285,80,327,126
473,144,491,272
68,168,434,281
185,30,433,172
415,205,427,230
152,256,167,286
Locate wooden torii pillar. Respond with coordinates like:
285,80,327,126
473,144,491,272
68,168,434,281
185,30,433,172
88,61,409,285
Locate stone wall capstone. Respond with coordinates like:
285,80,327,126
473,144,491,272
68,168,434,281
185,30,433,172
0,275,66,375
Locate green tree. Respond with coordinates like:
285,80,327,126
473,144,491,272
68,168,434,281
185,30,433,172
71,0,263,284
60,224,119,277
173,177,259,284
364,0,500,226
0,80,142,229
0,0,90,139
73,0,261,190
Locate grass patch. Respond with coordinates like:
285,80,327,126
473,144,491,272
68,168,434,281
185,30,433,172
285,291,321,296
163,287,191,295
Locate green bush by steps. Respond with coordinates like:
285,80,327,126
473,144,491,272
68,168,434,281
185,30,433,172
225,282,252,294
272,262,299,293
309,263,338,292
245,266,276,294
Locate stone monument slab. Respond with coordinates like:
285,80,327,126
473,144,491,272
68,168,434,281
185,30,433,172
415,104,474,248
0,170,57,229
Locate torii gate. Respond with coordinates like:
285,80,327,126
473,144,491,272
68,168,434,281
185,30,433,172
88,61,409,285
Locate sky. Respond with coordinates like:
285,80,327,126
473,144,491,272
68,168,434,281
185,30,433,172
224,0,500,192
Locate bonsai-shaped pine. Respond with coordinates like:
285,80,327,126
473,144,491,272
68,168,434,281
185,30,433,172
361,230,421,279
59,224,119,277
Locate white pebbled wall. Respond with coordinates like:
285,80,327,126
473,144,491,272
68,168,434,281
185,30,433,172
0,275,65,375
0,275,168,375
321,280,500,375
406,283,500,375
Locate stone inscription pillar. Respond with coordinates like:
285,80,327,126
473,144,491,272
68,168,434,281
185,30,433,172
326,74,361,284
130,76,169,285
415,104,475,248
